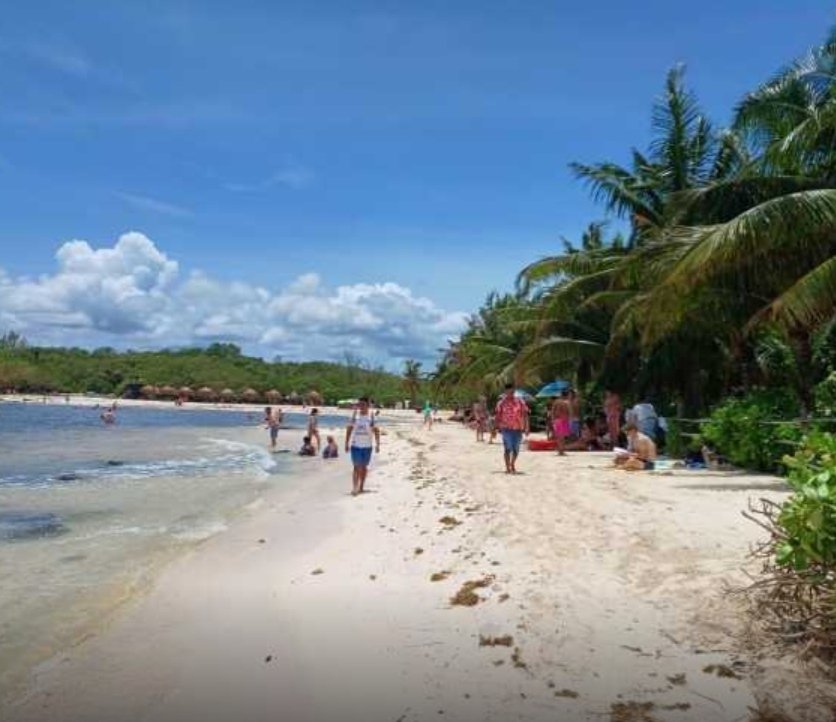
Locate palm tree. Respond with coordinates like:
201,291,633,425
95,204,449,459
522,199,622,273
402,360,423,406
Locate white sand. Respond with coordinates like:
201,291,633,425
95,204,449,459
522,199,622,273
2,417,797,722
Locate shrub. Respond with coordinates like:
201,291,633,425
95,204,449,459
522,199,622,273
744,431,836,660
815,372,836,418
702,389,803,472
777,431,836,571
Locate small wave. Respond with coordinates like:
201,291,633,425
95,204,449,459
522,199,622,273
170,520,228,541
0,438,281,488
0,512,67,541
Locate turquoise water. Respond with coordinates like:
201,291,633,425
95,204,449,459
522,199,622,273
0,401,346,700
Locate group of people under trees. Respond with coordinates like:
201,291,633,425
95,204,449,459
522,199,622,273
262,399,380,496
466,383,665,474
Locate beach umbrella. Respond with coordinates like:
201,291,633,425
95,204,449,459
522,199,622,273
140,384,158,398
178,386,193,398
306,390,323,405
196,386,216,401
265,389,281,402
241,388,260,402
287,391,301,404
535,380,571,398
158,385,178,398
220,388,236,400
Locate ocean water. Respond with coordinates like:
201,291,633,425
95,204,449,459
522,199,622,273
0,401,346,700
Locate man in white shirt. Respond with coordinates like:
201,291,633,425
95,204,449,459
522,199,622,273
345,397,381,496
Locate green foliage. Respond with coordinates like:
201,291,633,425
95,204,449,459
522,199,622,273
0,343,406,405
776,431,836,571
815,372,836,417
702,389,804,471
662,417,690,459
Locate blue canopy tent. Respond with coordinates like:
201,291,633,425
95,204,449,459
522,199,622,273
535,380,571,398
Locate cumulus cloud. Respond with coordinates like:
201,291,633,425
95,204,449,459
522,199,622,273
0,232,466,365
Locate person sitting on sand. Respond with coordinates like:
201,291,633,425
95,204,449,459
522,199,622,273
614,423,657,470
299,436,316,456
565,418,603,451
322,435,339,459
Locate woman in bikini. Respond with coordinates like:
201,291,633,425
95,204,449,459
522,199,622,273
307,408,321,452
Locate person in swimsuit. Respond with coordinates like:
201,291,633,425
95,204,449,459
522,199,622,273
298,436,316,456
568,389,581,439
307,408,321,452
345,397,380,495
322,435,339,459
550,391,571,456
264,406,281,450
616,424,657,470
604,390,622,448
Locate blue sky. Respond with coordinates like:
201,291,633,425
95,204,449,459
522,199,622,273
0,1,832,366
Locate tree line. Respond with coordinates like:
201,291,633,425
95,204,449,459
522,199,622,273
0,336,411,405
433,29,836,423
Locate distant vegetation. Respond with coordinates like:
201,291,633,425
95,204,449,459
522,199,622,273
0,335,416,405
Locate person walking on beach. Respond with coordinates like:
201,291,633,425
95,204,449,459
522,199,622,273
422,400,433,430
550,391,571,456
307,408,321,452
345,397,380,495
472,396,488,442
495,383,529,474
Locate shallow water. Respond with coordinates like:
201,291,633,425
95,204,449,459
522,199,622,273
0,402,346,700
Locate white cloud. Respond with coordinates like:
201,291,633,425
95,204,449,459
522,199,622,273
0,232,466,366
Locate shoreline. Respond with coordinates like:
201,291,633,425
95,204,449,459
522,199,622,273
3,418,824,722
0,393,423,420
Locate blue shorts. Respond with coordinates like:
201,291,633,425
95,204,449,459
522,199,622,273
350,446,373,467
500,430,523,455
269,426,279,441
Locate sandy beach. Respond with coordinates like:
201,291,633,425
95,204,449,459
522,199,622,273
0,412,807,722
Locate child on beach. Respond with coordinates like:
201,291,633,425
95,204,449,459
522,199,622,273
264,406,281,450
298,436,316,456
322,435,339,459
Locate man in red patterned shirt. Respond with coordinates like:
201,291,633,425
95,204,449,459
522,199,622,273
495,382,530,474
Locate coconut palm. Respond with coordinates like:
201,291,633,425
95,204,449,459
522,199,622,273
402,359,423,405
